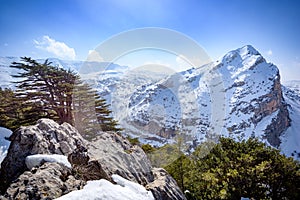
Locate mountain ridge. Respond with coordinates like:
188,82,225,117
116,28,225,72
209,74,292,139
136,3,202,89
0,45,299,159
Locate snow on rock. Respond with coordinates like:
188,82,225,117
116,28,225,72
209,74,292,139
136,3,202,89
55,174,154,200
280,86,300,160
0,127,12,165
283,80,300,95
25,154,71,169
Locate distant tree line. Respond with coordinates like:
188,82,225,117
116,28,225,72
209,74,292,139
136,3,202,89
0,57,121,139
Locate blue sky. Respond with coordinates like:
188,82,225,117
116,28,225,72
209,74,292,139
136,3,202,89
0,0,300,81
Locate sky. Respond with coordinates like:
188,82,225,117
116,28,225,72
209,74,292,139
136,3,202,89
0,0,300,81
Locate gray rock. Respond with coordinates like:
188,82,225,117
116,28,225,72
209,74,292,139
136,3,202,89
88,131,154,186
88,132,186,200
147,168,187,200
0,118,87,193
68,147,111,182
4,162,85,200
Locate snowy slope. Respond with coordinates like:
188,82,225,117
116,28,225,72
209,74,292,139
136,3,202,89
283,80,300,95
0,127,12,166
280,86,300,159
55,174,154,200
0,57,22,89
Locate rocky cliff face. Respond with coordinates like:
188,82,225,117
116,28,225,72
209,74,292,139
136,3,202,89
0,119,186,200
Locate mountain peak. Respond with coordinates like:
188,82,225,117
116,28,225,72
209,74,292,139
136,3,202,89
238,45,260,56
219,45,266,75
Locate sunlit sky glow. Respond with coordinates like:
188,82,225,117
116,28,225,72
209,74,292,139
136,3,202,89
0,0,300,81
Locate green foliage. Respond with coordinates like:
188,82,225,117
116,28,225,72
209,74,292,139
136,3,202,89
126,136,140,146
147,143,182,168
10,57,77,125
73,82,122,140
0,87,22,130
166,137,300,200
94,94,122,133
165,154,191,191
141,144,156,154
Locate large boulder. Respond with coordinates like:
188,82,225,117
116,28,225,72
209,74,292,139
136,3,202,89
0,118,87,193
87,132,186,200
88,132,154,185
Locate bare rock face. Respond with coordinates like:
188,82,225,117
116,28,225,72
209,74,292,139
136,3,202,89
88,131,154,186
147,168,187,200
261,77,290,147
4,162,85,200
0,118,87,193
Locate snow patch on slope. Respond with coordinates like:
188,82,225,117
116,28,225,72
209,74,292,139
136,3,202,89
280,87,300,160
25,154,71,169
55,174,154,200
0,127,12,165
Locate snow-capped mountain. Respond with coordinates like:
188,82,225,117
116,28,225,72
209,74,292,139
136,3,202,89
0,45,299,159
283,80,300,96
121,45,291,149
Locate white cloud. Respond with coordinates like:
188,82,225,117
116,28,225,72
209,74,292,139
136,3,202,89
34,36,76,60
266,49,273,56
87,50,104,62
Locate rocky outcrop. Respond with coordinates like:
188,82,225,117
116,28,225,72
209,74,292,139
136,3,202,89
147,168,187,200
0,118,87,193
264,103,290,147
4,162,85,200
0,119,186,199
88,131,154,185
